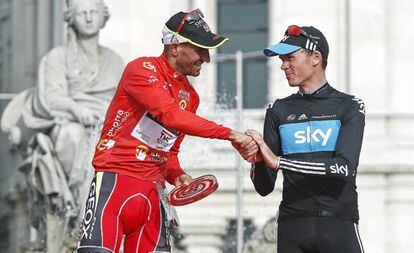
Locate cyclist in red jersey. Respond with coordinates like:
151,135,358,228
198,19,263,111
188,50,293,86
77,9,257,253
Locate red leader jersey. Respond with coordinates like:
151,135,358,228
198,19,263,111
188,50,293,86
92,54,231,184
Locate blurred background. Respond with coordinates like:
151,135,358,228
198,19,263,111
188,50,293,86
0,0,413,252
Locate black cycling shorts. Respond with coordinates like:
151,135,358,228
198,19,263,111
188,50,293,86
278,216,365,253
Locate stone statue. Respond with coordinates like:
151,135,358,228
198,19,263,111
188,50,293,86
243,216,278,253
0,0,124,252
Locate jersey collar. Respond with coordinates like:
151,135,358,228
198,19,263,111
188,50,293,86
298,82,330,96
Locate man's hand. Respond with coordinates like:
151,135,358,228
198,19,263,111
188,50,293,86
174,173,193,187
72,106,100,126
245,129,279,169
229,130,258,163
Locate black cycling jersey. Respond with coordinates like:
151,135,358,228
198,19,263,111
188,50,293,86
251,83,366,223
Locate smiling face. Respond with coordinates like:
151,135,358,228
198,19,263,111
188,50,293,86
174,43,211,77
279,49,316,88
71,0,105,38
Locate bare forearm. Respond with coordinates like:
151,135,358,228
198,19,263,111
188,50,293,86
47,96,81,117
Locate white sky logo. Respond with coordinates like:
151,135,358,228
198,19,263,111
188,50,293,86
294,127,332,146
330,164,349,176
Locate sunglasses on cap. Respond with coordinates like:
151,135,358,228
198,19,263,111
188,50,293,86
176,8,204,34
286,25,325,55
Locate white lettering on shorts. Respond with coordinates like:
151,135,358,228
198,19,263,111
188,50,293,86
80,181,97,240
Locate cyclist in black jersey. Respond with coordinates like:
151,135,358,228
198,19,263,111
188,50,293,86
246,25,366,253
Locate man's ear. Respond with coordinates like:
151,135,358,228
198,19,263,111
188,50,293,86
312,51,322,66
170,43,179,57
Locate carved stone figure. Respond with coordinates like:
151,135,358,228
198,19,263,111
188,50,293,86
1,0,124,252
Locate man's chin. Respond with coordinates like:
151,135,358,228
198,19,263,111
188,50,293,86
287,80,299,87
189,70,201,77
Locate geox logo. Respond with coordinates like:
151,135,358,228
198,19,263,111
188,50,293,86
80,181,97,240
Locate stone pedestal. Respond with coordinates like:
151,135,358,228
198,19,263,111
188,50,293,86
357,173,387,253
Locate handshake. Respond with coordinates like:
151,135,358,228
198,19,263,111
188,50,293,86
228,129,280,169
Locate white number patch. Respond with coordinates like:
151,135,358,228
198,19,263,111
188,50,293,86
131,112,178,152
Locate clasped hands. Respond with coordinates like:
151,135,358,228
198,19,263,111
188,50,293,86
229,129,279,169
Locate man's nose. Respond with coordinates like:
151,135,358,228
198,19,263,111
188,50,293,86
280,61,288,70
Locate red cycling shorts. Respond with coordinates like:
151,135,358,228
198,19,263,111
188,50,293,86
77,172,171,253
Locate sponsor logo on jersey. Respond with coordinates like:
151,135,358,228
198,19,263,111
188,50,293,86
298,114,308,120
178,89,190,100
352,97,366,115
148,75,158,84
134,145,167,164
80,180,97,240
135,145,149,161
108,109,130,137
143,62,157,72
266,100,276,109
163,82,172,90
158,129,174,144
329,164,349,176
312,114,337,119
287,114,296,121
179,99,187,109
279,120,341,155
294,127,332,146
96,139,115,151
149,152,168,164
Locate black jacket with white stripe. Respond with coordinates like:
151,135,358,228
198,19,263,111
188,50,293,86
251,83,365,223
